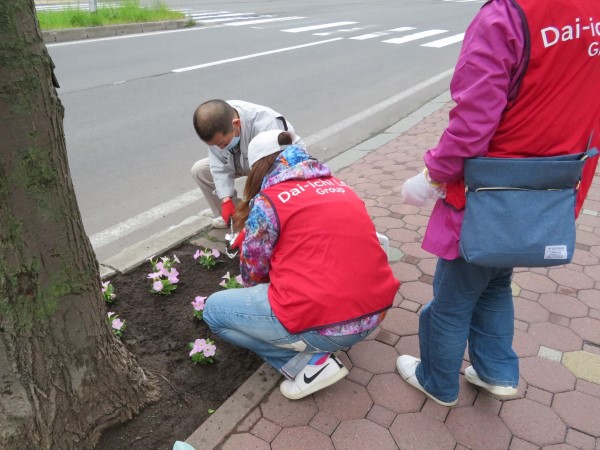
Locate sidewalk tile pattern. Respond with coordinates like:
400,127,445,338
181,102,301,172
217,104,600,449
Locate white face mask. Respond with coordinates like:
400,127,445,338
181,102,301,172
223,135,240,152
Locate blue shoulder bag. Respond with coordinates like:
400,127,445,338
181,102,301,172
459,143,599,268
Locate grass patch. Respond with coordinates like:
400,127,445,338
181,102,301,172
37,0,187,30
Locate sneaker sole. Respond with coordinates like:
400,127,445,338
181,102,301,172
280,367,349,400
396,360,457,407
464,369,517,396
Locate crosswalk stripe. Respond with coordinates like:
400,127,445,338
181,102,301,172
199,15,262,23
387,27,417,32
421,32,465,47
350,32,388,40
187,11,232,18
282,21,358,33
383,29,447,44
226,16,305,26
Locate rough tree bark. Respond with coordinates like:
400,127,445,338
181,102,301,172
0,1,158,448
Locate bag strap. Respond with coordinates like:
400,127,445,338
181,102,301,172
582,130,599,160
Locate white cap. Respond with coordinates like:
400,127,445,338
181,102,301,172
248,130,288,168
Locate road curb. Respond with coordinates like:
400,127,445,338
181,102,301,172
42,19,191,43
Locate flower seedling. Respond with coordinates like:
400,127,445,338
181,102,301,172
107,312,126,338
193,247,221,270
188,338,217,364
219,271,243,289
191,296,207,320
148,254,180,295
102,280,116,304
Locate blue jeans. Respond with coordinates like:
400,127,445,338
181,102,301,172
416,257,519,403
203,283,373,378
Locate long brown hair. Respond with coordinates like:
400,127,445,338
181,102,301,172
234,131,294,230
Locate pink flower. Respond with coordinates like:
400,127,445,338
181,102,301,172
193,249,201,260
112,318,124,330
211,249,221,258
191,296,206,311
203,343,216,357
107,312,115,318
219,280,226,287
189,338,207,356
173,254,180,264
153,280,164,292
156,261,165,271
147,272,160,279
235,275,243,285
222,271,230,279
168,274,179,284
101,281,110,292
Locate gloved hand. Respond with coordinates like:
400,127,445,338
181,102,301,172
230,229,246,250
221,198,236,223
401,169,445,207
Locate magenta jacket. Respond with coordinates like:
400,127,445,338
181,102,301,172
422,0,525,260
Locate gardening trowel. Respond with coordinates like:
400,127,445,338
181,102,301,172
224,218,239,259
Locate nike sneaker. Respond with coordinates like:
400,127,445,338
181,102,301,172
279,354,349,400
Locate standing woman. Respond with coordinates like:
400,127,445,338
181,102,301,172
203,130,400,400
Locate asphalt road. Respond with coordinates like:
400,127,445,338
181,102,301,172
44,0,482,261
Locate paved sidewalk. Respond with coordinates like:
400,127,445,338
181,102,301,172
185,95,600,449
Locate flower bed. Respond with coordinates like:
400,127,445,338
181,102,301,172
95,242,262,450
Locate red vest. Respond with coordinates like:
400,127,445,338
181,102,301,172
261,176,400,334
446,0,600,213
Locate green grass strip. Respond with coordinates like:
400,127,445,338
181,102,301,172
37,0,187,30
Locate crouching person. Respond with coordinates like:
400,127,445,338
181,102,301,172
203,130,400,400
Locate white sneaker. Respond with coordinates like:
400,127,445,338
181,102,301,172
396,355,457,407
464,366,517,396
211,216,227,229
280,354,349,400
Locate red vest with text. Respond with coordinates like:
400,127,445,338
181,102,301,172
446,0,600,214
261,176,400,334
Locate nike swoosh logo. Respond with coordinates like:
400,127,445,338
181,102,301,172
304,363,330,384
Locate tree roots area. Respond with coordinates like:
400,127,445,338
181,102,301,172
96,243,262,450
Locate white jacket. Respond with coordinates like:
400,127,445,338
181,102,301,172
208,100,304,199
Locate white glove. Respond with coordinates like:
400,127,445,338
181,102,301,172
402,169,445,207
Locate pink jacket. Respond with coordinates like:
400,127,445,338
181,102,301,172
422,0,525,259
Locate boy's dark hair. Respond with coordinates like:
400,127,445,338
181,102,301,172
193,99,237,142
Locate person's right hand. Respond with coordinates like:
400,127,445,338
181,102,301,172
401,169,444,207
221,198,235,223
230,229,246,250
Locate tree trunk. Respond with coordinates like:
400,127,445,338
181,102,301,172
0,1,158,448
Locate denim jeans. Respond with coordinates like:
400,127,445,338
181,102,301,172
203,283,373,378
416,257,519,403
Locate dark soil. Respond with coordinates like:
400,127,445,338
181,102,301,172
95,242,262,450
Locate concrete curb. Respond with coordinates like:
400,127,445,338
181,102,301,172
42,19,191,43
96,90,452,448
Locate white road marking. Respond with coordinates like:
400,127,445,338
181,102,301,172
226,16,305,26
383,29,448,44
89,68,455,249
282,21,358,33
349,27,416,40
171,38,343,72
89,190,202,248
421,33,465,47
195,14,259,23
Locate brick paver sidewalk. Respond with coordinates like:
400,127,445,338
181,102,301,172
204,103,600,450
